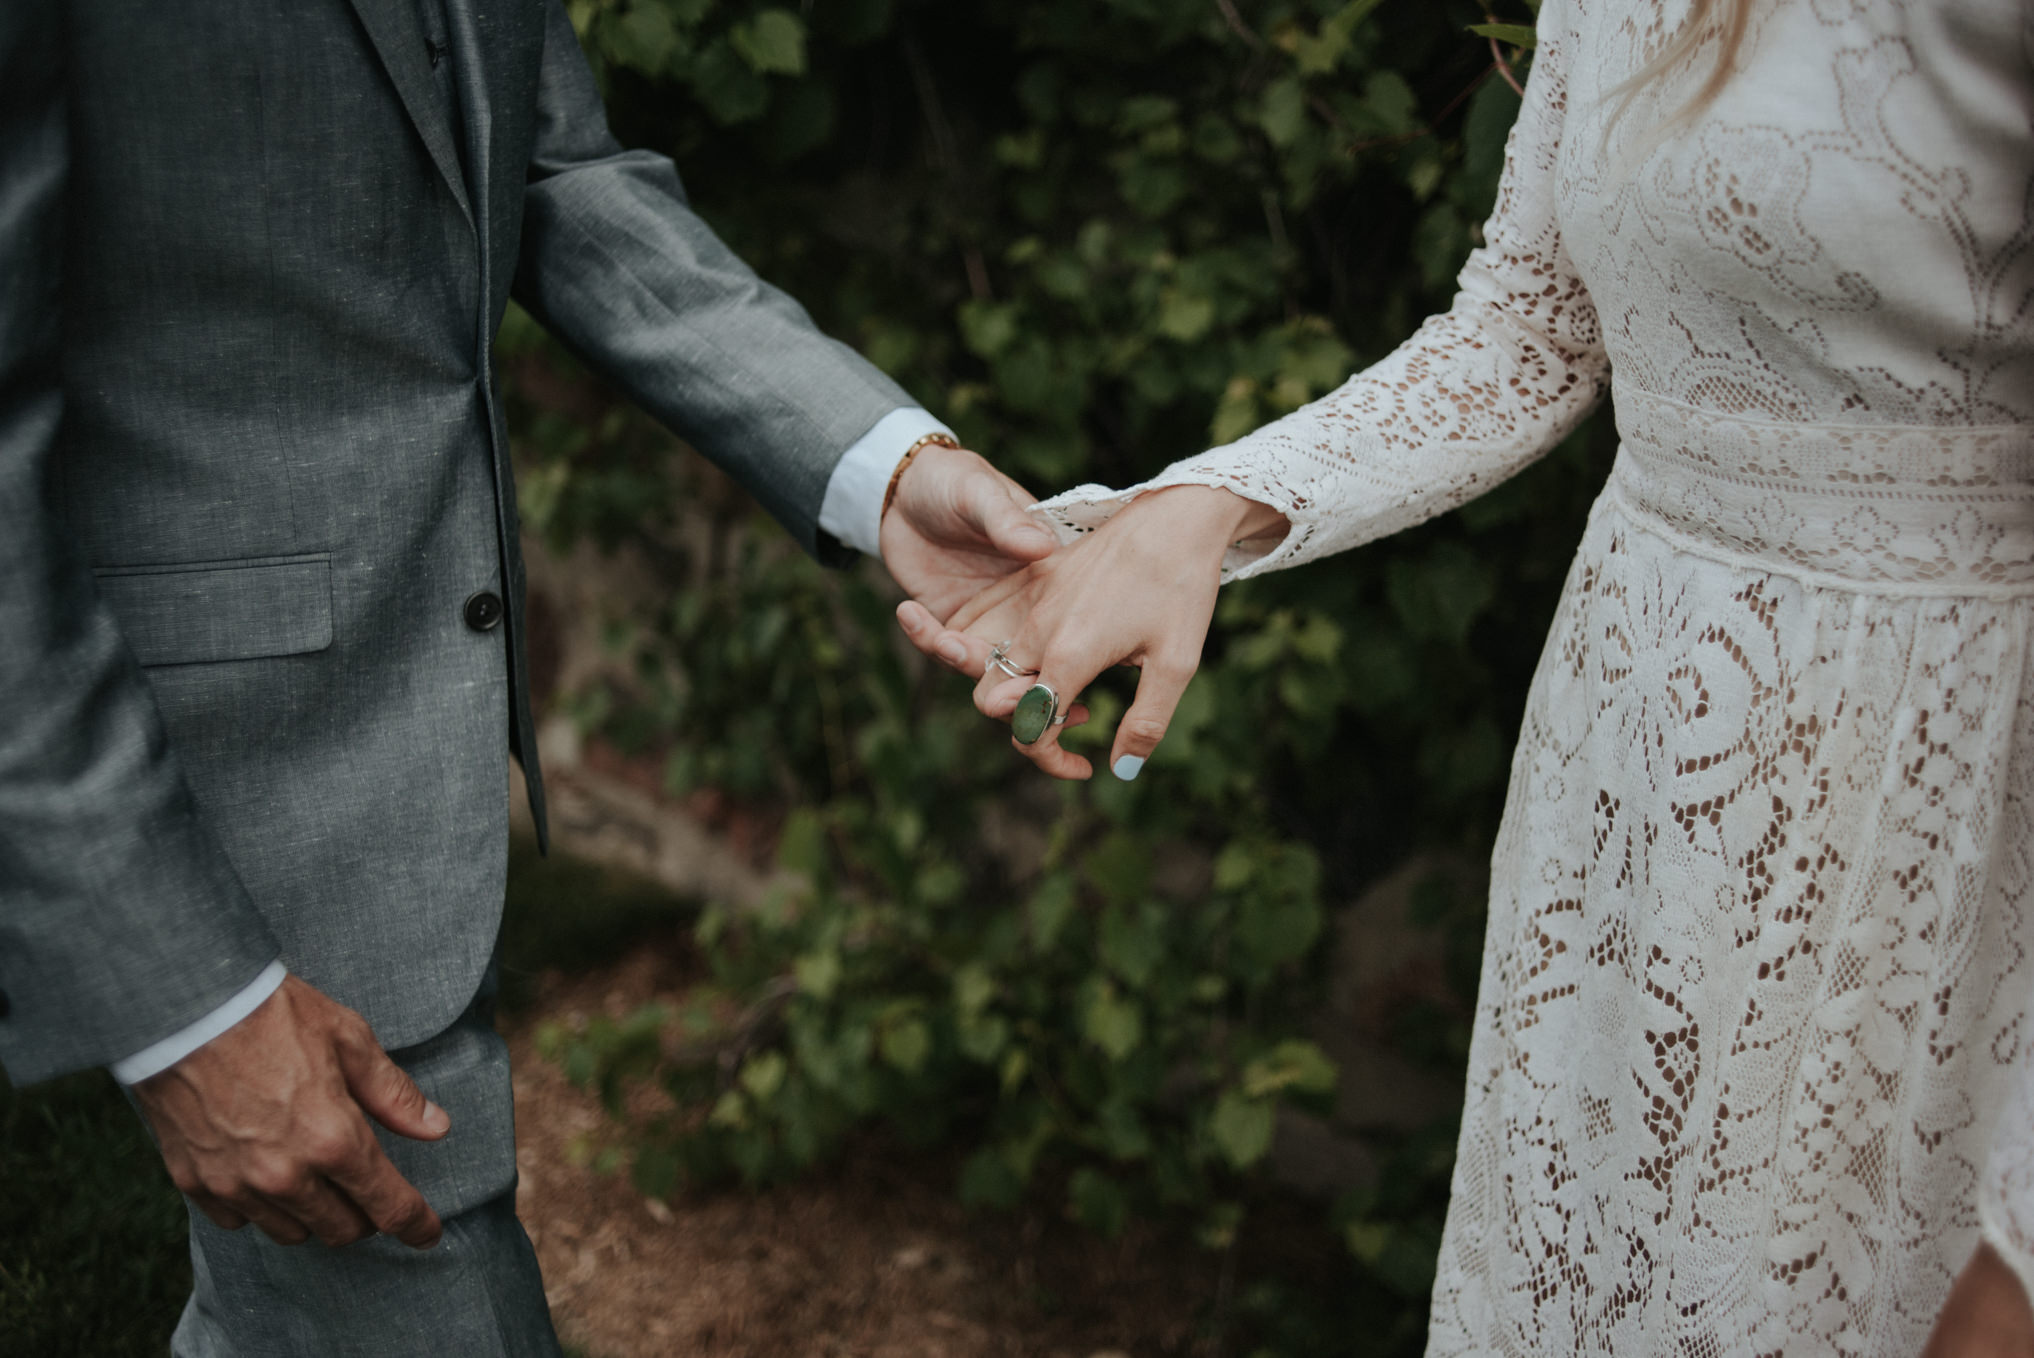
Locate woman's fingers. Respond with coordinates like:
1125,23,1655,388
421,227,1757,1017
1108,653,1197,781
947,569,1035,632
984,663,1099,781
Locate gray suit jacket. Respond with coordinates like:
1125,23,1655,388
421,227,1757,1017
0,0,913,1084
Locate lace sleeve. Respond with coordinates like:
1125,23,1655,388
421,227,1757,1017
1033,0,1609,581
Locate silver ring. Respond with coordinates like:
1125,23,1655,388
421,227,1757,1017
987,640,1040,680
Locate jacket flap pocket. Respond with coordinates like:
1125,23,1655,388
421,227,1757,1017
94,555,334,667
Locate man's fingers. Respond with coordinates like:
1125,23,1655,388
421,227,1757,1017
946,567,1034,632
329,1148,445,1250
896,600,991,677
187,1194,249,1233
276,1180,379,1248
337,1033,449,1143
235,1194,312,1247
1109,655,1196,781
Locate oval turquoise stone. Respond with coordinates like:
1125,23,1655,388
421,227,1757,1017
1011,684,1056,745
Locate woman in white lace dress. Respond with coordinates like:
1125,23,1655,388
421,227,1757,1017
899,0,2034,1351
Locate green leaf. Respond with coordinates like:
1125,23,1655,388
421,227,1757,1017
956,1013,1009,1064
1082,831,1152,906
1210,378,1260,446
1098,903,1165,989
952,963,996,1015
1156,287,1216,342
1361,71,1420,137
708,1089,748,1129
958,299,1020,358
1241,1040,1340,1098
775,807,828,876
1081,979,1143,1061
1466,22,1537,48
1209,1090,1276,1169
879,1017,930,1074
686,37,769,124
999,1046,1029,1095
792,949,841,1000
1214,841,1256,892
730,9,807,74
1236,891,1321,972
1027,872,1079,953
739,1049,787,1101
1385,540,1497,646
1117,159,1189,217
1259,77,1308,148
611,5,684,74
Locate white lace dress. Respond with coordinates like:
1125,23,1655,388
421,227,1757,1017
1035,0,2034,1351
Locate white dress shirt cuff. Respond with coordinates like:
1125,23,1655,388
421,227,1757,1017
817,407,953,560
110,959,289,1086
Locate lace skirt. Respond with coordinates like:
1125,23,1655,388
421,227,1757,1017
1425,393,2034,1356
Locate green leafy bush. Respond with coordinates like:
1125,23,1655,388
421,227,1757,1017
515,0,1599,1345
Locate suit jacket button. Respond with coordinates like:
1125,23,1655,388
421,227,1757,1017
464,591,504,632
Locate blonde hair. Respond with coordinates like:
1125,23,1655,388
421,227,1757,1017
1603,0,1758,152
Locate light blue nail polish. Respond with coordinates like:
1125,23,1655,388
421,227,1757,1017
1112,755,1145,782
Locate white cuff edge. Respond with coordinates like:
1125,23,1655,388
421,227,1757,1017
110,960,289,1085
817,407,953,560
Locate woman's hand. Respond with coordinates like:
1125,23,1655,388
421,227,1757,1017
1923,1242,2034,1358
897,484,1287,780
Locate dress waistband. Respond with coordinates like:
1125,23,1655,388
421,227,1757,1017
1607,390,2034,597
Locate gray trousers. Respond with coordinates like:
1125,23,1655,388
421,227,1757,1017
166,969,562,1357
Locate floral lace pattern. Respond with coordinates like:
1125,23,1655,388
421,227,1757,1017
1034,0,2034,1350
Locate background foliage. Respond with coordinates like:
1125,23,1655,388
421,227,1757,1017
513,0,1608,1351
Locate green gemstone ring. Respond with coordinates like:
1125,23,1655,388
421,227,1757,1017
1011,683,1059,745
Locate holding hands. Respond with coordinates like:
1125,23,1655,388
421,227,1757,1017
896,483,1286,780
878,440,1062,621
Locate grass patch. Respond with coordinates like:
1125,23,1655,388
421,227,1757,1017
0,1069,190,1353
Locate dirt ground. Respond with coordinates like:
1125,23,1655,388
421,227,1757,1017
506,944,1227,1358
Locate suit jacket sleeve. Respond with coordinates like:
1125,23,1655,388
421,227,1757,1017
512,0,916,563
0,3,280,1086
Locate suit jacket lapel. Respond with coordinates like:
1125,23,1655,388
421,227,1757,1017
345,0,474,227
441,0,496,264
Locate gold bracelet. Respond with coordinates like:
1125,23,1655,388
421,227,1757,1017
881,431,961,521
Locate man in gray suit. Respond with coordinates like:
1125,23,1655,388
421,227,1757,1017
0,2,1052,1351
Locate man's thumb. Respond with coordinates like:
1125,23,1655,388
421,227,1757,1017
975,482,1056,560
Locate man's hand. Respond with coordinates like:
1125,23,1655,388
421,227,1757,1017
878,442,1058,621
131,975,450,1250
896,483,1287,781
1924,1241,2034,1358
